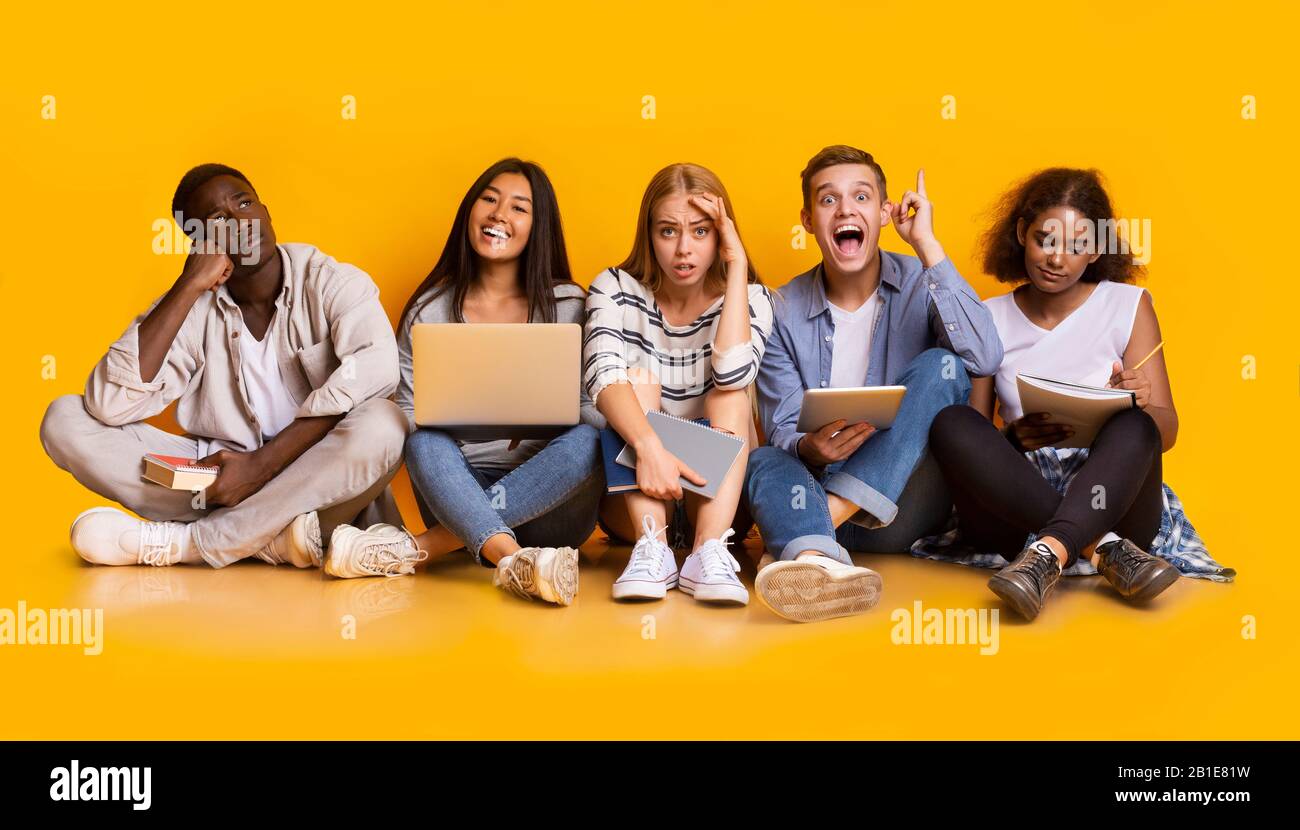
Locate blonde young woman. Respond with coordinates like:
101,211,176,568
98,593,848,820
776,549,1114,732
584,163,773,605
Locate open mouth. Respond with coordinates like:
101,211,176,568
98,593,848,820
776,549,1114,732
482,225,510,243
832,223,865,256
672,262,697,278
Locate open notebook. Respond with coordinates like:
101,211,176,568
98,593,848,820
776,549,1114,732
1015,374,1137,449
608,411,744,499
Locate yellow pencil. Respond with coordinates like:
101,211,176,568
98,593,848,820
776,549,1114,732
1129,340,1165,371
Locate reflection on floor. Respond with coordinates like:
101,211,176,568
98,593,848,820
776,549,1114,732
2,522,1275,740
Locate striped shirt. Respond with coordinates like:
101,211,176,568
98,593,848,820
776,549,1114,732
583,267,775,419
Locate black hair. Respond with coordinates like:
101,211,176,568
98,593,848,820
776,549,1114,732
171,163,254,229
400,158,575,326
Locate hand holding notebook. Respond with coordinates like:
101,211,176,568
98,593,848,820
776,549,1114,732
142,454,219,490
606,410,744,500
1015,374,1136,449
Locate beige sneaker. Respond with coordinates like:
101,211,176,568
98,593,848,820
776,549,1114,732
755,553,882,623
325,523,427,578
70,507,190,567
253,512,322,568
493,547,579,605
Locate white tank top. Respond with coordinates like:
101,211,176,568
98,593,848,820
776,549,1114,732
986,280,1146,424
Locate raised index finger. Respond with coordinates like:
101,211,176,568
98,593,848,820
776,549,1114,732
916,169,927,198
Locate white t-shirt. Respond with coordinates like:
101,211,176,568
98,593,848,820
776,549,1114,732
985,280,1146,423
238,319,299,440
828,291,880,388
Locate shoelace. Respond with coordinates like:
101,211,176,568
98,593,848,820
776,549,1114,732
695,528,740,581
1108,541,1148,573
358,532,428,577
624,515,669,579
1022,544,1060,589
499,569,534,601
498,551,537,601
137,522,179,567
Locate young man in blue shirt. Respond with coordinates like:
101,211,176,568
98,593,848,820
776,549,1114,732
747,145,1003,622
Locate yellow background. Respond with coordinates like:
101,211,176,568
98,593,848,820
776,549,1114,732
1,1,1296,738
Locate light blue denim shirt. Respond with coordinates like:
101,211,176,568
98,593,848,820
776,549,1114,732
757,250,1003,456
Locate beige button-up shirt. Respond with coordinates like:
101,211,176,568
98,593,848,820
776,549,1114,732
84,243,400,455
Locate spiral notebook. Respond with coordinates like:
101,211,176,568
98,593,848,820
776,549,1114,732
1016,373,1137,449
610,410,744,499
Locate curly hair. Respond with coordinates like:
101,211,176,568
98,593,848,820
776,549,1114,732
980,167,1144,284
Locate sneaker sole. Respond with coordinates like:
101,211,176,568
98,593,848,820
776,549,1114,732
545,547,580,606
755,561,880,623
678,577,748,605
612,574,678,600
988,573,1053,621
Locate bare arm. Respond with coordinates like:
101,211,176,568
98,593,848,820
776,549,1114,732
691,194,750,354
969,375,995,420
1111,291,1178,451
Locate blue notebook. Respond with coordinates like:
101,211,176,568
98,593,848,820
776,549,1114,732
599,427,639,494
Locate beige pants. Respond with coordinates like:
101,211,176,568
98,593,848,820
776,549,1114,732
40,395,407,568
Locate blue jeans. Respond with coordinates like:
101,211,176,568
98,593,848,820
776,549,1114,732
744,348,970,563
405,424,603,565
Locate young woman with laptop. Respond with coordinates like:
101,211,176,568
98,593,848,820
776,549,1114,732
329,158,604,605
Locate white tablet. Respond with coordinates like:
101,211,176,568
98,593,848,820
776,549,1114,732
795,385,907,433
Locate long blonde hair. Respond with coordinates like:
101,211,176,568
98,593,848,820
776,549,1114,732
617,163,759,293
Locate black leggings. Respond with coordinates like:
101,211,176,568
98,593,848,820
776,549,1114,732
928,405,1163,568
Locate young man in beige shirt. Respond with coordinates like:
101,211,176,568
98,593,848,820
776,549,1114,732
40,164,424,575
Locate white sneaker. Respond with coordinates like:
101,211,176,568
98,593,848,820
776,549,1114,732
325,523,427,578
70,507,190,566
755,553,882,623
253,512,322,568
494,547,579,606
679,529,748,605
612,516,678,600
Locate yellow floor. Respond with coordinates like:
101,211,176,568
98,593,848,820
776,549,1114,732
2,485,1292,740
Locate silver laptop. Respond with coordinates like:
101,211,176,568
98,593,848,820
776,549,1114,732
412,323,581,440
